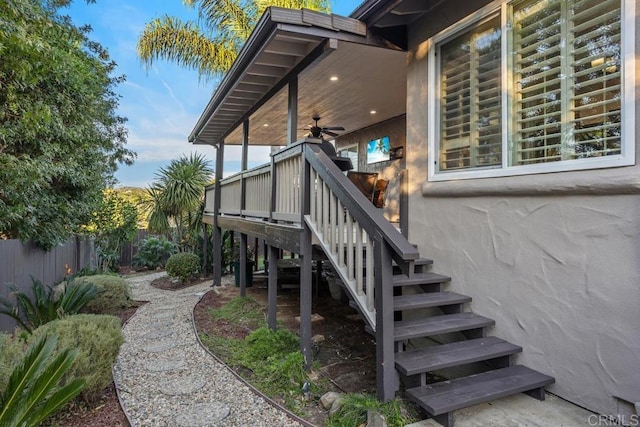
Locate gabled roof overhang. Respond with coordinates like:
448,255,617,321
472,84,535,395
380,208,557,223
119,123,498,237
189,7,401,146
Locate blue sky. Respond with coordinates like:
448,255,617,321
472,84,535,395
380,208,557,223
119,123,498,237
65,1,363,188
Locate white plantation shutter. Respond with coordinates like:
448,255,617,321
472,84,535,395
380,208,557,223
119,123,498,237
513,0,622,165
438,15,502,171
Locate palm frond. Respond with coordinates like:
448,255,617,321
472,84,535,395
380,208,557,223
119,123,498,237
137,15,237,78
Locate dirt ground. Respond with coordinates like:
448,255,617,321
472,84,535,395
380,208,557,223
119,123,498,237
193,276,379,425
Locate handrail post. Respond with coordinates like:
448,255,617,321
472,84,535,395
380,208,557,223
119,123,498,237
212,141,224,287
374,237,398,401
300,143,313,369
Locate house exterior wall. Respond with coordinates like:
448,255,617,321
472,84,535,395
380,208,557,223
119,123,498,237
405,0,640,420
335,116,406,222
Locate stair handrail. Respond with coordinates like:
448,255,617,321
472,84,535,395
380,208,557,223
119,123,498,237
304,143,419,265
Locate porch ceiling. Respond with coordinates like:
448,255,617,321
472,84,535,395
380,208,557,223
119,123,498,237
189,7,406,147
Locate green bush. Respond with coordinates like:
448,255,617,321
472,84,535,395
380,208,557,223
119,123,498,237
132,235,176,269
0,333,25,392
325,394,416,427
165,252,200,282
30,314,124,402
73,275,133,315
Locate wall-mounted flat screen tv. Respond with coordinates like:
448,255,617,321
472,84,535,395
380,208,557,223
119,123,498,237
366,136,390,164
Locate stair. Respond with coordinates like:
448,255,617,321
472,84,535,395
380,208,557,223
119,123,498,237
388,255,555,426
406,366,555,427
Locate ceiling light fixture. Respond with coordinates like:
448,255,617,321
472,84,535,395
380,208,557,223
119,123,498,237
330,76,338,81
370,110,377,115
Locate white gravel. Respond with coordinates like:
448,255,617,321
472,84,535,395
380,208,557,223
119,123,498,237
113,272,303,427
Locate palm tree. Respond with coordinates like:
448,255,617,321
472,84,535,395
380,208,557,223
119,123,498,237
141,153,213,250
137,0,331,79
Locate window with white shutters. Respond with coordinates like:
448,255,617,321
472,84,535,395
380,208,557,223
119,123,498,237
429,0,633,180
439,16,502,171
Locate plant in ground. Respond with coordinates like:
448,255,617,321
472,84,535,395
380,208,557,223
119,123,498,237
30,314,124,402
209,296,264,327
73,275,134,315
0,277,102,333
132,235,176,269
324,393,418,427
0,334,85,426
165,252,200,283
0,333,25,392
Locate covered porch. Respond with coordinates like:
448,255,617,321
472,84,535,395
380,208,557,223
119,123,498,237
189,7,418,401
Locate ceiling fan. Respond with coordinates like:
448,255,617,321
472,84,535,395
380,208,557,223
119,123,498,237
305,115,345,139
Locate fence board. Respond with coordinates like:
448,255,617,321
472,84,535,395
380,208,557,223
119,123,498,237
0,237,93,332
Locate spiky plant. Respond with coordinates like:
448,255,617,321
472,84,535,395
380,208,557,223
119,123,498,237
0,334,85,426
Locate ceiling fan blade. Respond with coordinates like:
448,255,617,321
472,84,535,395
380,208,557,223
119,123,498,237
322,130,340,138
322,126,345,131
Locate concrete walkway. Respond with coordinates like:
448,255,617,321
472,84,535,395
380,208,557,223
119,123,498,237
113,272,301,427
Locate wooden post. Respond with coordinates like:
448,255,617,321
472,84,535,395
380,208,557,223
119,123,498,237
299,144,312,369
287,77,298,145
202,224,208,275
374,239,398,401
267,244,278,330
212,141,224,286
239,120,249,296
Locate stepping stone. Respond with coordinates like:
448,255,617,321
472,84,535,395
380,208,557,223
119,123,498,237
143,340,178,353
175,403,230,427
145,358,187,372
159,375,206,396
151,311,175,320
142,329,173,340
149,320,175,329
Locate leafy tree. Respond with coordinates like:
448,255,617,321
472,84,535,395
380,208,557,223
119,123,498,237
82,190,139,272
0,0,135,250
140,153,213,252
137,0,331,79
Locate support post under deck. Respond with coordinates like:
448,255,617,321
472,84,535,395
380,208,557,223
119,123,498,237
212,141,224,286
267,245,278,330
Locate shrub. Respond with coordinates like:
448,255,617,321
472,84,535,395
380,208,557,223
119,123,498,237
30,314,124,402
0,334,85,426
165,252,200,283
0,333,25,392
73,275,133,315
325,393,416,427
0,277,102,333
132,235,176,269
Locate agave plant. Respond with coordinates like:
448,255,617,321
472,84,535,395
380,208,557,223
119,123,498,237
0,277,102,333
0,334,85,426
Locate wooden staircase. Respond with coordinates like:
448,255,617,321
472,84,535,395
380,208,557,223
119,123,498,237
388,258,555,427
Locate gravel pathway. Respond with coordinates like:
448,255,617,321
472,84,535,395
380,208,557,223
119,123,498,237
113,272,302,427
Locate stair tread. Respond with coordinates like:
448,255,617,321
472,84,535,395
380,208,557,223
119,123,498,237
393,272,451,287
394,292,471,311
394,313,494,341
395,337,522,375
393,257,434,267
406,365,555,416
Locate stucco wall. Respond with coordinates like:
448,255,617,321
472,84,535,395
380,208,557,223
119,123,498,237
335,116,406,222
405,0,640,420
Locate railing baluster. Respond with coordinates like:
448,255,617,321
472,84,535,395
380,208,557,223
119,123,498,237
366,231,374,312
356,221,363,296
338,198,344,267
330,191,337,255
322,181,329,240
347,212,354,281
310,169,316,224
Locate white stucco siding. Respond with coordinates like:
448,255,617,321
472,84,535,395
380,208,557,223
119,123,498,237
405,0,640,420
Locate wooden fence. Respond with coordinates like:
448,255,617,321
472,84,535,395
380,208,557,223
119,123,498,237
0,236,93,332
119,229,152,266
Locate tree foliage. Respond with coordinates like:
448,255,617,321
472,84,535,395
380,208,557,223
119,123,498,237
137,0,331,79
82,190,139,272
0,0,135,249
140,153,212,251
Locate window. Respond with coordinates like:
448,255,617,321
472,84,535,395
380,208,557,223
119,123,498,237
429,0,634,180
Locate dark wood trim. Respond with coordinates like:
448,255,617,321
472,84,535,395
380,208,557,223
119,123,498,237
287,77,298,145
375,239,398,401
268,245,279,330
239,233,248,297
218,216,302,254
